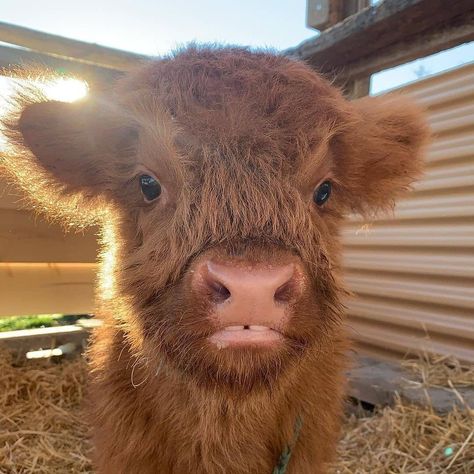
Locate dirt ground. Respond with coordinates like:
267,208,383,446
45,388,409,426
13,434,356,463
0,351,472,474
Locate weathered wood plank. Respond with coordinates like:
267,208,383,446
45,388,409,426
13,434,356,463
287,0,474,80
0,263,96,317
349,355,474,412
0,325,89,355
340,11,474,81
0,45,120,86
0,180,98,263
0,208,98,263
0,21,148,71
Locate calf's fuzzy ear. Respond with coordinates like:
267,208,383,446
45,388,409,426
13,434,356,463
17,99,108,190
2,95,138,223
335,94,430,216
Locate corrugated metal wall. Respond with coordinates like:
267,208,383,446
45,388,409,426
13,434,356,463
1,62,473,363
343,63,474,363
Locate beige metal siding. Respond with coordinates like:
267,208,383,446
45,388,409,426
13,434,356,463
344,63,474,363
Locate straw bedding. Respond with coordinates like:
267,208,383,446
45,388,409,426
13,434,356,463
0,351,92,473
0,350,472,474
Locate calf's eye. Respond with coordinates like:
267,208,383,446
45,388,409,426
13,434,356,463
139,174,162,202
313,181,332,206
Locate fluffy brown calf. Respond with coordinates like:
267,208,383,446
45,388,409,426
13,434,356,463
1,47,428,473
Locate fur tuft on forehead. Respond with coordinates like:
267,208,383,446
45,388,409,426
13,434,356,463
117,46,349,162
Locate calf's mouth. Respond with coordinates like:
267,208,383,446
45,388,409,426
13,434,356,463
210,325,284,348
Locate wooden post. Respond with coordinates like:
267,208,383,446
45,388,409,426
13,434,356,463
342,0,370,19
307,0,371,31
340,0,371,99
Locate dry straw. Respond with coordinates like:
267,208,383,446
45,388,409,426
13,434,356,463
0,349,472,473
0,350,92,473
401,352,474,389
330,353,474,474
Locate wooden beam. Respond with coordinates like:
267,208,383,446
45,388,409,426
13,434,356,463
0,208,98,263
0,21,149,71
342,11,474,81
0,320,101,360
0,325,90,357
0,262,95,317
0,180,98,263
287,0,474,80
0,44,120,86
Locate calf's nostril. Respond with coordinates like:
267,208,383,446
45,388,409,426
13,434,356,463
207,278,231,303
274,280,295,304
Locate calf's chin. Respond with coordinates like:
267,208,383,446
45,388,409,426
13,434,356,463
1,45,428,473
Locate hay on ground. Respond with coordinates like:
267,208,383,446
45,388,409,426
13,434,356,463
0,350,92,473
0,350,472,473
401,352,474,388
330,398,473,474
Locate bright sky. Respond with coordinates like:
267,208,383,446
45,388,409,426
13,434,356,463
2,1,315,55
1,0,474,93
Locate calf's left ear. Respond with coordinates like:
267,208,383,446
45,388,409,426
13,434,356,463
336,94,430,215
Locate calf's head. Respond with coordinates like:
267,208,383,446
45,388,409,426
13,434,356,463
2,47,428,391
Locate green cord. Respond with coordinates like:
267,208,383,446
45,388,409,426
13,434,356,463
272,416,303,474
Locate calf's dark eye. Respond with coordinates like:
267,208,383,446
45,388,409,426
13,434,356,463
139,174,162,201
313,181,332,206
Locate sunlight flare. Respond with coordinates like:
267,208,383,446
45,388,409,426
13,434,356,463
0,75,88,149
41,77,89,102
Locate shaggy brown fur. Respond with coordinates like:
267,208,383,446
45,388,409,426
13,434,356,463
0,46,429,473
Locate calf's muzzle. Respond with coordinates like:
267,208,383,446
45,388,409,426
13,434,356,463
192,258,304,347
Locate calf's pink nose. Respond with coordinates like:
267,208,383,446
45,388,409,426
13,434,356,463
194,260,302,327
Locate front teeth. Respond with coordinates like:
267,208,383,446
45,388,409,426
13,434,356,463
225,325,244,331
224,325,269,331
248,325,269,331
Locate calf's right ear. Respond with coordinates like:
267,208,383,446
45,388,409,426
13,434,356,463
2,96,137,221
17,99,112,191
